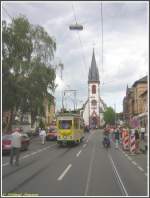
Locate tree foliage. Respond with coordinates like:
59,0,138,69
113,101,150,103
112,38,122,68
2,15,57,129
103,107,115,125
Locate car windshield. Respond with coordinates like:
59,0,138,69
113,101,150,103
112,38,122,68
2,135,12,140
58,120,72,129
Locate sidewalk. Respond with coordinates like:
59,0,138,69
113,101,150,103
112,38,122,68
139,138,147,154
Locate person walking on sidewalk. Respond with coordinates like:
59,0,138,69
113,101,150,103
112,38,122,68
39,128,46,144
10,128,22,166
140,127,145,141
135,129,140,154
114,127,120,149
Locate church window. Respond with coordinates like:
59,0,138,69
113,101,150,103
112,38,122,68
92,85,96,94
91,100,97,106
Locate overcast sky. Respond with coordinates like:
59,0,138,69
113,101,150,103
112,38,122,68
2,1,149,112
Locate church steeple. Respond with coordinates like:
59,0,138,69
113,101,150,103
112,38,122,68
88,49,100,83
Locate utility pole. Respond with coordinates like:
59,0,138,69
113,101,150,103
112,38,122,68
63,89,77,111
114,103,116,127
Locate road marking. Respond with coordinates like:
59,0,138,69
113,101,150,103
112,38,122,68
127,156,132,161
57,164,72,181
108,154,128,196
83,144,87,148
31,151,37,155
2,143,57,167
84,145,95,196
131,161,137,166
111,139,146,176
76,150,82,157
2,162,9,167
22,154,30,159
86,139,89,143
137,166,144,172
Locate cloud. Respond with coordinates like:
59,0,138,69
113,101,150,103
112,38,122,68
2,1,148,113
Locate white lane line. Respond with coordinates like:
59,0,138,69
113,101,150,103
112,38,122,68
22,154,30,159
76,150,82,157
57,164,72,181
111,139,146,176
30,151,37,155
108,154,128,196
84,145,95,196
131,161,137,166
127,156,132,161
137,166,144,172
83,144,87,148
2,162,9,167
2,144,57,167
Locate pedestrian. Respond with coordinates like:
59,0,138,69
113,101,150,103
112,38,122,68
10,128,22,166
135,129,140,154
114,127,120,149
39,128,46,144
140,127,145,141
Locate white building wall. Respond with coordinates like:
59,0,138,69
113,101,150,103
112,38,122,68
83,103,89,126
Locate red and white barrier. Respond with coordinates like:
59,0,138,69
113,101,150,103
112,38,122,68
122,130,129,151
130,133,136,155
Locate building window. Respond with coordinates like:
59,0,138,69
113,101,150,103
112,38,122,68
92,85,96,94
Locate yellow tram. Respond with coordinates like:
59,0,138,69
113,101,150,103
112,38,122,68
56,113,84,146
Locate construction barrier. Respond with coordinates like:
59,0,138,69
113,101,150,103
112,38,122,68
129,133,136,155
122,130,129,151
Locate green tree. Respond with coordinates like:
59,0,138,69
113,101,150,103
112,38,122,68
2,15,57,130
2,16,33,130
103,107,115,125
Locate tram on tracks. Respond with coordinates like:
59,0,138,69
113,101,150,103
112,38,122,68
56,113,84,146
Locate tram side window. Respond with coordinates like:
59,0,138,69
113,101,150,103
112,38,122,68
74,118,79,129
59,120,72,129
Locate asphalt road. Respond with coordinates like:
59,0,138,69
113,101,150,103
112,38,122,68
2,130,148,196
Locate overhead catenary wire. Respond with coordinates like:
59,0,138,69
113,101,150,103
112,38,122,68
2,6,13,20
71,3,87,72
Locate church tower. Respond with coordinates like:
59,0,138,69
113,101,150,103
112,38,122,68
88,49,100,128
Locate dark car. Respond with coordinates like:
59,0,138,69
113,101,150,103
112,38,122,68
2,133,30,154
46,128,57,141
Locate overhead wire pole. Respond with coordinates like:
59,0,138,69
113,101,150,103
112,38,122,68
71,3,87,72
63,89,77,111
100,1,104,88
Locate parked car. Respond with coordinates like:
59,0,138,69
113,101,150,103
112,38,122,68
46,128,57,141
2,133,30,154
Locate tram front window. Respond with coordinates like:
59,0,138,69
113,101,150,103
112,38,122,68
59,120,72,129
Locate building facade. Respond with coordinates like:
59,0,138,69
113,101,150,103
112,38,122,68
123,76,148,126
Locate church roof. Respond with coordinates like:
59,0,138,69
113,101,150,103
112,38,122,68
88,49,100,83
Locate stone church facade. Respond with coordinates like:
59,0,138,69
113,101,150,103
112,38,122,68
81,49,107,128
